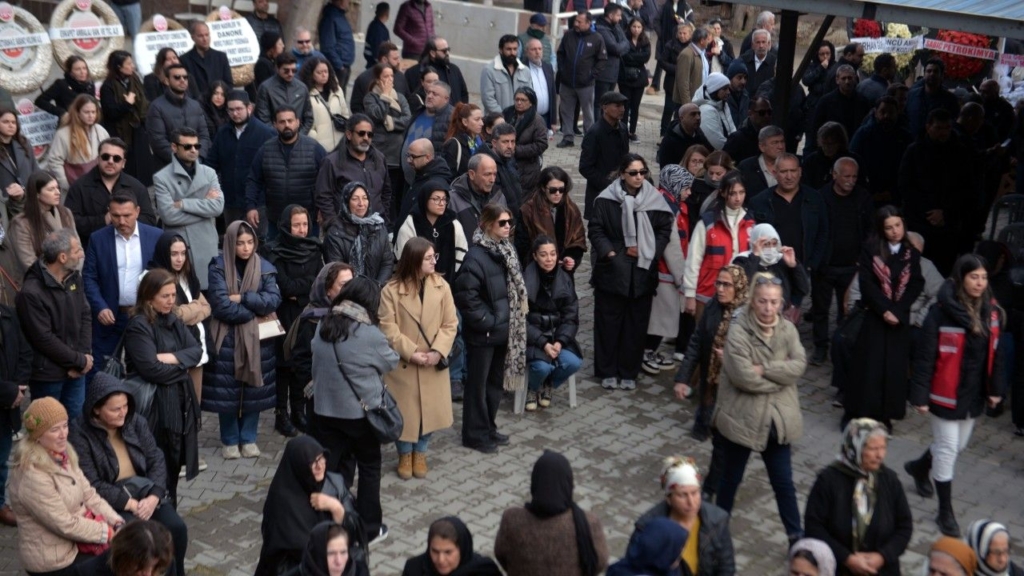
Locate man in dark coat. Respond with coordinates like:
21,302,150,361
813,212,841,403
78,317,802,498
979,79,1016,142
738,10,776,56
810,65,871,153
823,42,865,94
397,138,452,227
255,53,314,135
580,91,629,218
245,0,282,43
953,102,1001,243
146,63,212,169
739,30,776,97
898,108,972,275
555,11,607,147
404,37,470,104
849,96,912,206
856,52,895,106
65,138,157,247
593,3,629,117
657,103,712,166
723,96,773,163
319,0,356,90
478,123,522,217
448,154,507,236
315,114,393,230
400,82,453,184
0,303,30,526
181,22,233,100
737,124,785,197
905,58,961,138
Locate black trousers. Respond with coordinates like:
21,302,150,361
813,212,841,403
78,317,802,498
462,344,506,446
593,80,616,118
660,76,678,135
314,415,382,536
593,290,653,380
388,166,406,227
620,85,645,134
275,366,305,415
153,429,185,508
811,265,857,350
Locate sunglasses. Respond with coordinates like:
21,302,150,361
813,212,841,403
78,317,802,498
753,109,773,117
497,219,513,227
755,276,783,286
625,169,649,177
281,67,297,74
100,153,124,163
435,47,451,53
176,142,201,151
297,39,312,44
352,130,374,138
546,186,566,195
171,74,188,80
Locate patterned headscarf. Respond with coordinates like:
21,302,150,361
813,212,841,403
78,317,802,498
658,165,694,204
968,519,1012,576
833,418,888,552
704,265,749,400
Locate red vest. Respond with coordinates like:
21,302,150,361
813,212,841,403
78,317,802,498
695,210,754,297
657,188,689,281
929,303,1000,409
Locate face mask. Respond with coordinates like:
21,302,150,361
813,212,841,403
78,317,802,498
760,246,782,266
527,28,545,39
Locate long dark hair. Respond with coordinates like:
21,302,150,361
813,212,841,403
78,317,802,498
393,237,436,289
22,170,73,257
0,109,32,164
106,50,134,80
951,253,1003,334
319,276,381,342
205,80,230,110
535,165,573,202
110,521,174,576
872,204,910,258
153,47,178,79
299,55,340,94
616,152,649,182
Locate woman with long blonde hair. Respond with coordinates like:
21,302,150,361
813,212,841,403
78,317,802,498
46,94,109,192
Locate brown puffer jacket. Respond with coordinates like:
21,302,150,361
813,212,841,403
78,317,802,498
712,306,806,451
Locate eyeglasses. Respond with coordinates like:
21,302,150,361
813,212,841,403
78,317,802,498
281,67,297,74
100,153,124,163
753,109,773,117
546,186,565,195
625,169,649,177
497,219,513,227
424,253,440,263
429,196,447,205
435,47,451,53
714,280,734,288
297,39,312,44
175,142,201,151
352,130,374,138
754,276,783,286
406,152,427,160
171,74,188,80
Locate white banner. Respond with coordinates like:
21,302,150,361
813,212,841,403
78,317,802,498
850,36,924,54
0,32,49,50
49,24,123,40
1000,53,1024,67
134,29,193,76
18,111,58,148
923,38,997,61
208,18,258,67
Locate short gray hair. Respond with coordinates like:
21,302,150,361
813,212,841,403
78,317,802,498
757,125,784,143
431,80,451,97
491,122,516,141
692,27,710,44
832,156,859,173
752,29,771,43
41,229,76,264
755,11,775,27
294,26,311,37
836,64,856,77
467,153,487,172
773,152,799,170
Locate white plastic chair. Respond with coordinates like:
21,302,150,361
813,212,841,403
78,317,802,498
514,374,577,414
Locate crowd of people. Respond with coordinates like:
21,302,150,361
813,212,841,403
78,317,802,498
0,0,1023,574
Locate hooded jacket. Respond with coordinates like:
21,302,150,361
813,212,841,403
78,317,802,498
68,373,170,512
261,207,325,348
15,260,92,381
632,501,736,576
693,78,738,150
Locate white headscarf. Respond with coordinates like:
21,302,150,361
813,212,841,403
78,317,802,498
748,223,782,266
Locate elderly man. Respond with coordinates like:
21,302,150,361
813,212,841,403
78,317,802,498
315,113,392,229
740,29,776,97
181,21,233,100
449,154,506,236
825,42,866,92
291,26,325,71
658,103,712,166
397,138,452,225
739,11,777,55
674,27,710,106
737,124,785,194
524,38,556,129
400,81,453,183
480,35,532,115
518,13,555,69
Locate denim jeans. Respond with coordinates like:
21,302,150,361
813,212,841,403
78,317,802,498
395,433,432,455
219,411,260,445
30,376,86,420
528,349,582,391
0,429,11,508
714,425,803,539
449,310,466,383
110,2,141,38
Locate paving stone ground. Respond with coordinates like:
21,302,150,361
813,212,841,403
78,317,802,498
2,94,1023,576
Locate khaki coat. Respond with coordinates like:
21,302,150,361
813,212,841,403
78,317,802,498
379,273,458,442
712,306,806,451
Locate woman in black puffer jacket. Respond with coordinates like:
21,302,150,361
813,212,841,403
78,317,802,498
907,253,1007,538
454,204,528,453
523,235,582,412
324,181,394,285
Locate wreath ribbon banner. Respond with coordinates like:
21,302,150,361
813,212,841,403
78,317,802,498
0,32,49,50
998,53,1024,67
49,23,123,40
18,111,58,148
207,18,258,67
135,29,193,76
851,35,923,54
923,38,997,61
853,35,1000,62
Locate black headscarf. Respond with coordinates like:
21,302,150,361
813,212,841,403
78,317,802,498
405,516,502,576
262,436,330,558
299,521,365,576
525,450,599,576
503,86,538,137
265,204,323,263
302,262,349,319
411,178,460,278
147,231,201,304
64,68,96,99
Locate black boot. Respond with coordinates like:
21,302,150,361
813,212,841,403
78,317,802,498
934,480,960,537
291,399,308,433
275,409,298,437
903,449,934,498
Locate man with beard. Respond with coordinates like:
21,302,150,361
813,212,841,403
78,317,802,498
725,59,749,128
580,91,629,218
206,90,276,232
479,123,521,216
979,79,1015,142
898,108,972,274
405,37,469,104
593,3,629,118
146,63,211,169
724,96,773,163
518,13,555,69
809,65,871,155
256,53,314,135
351,42,410,115
291,26,325,72
523,38,556,129
850,96,911,205
906,58,960,138
739,29,775,98
823,42,865,93
246,107,327,241
480,35,532,115
315,113,392,229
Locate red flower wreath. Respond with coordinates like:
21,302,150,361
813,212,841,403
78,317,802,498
853,19,882,39
935,30,990,80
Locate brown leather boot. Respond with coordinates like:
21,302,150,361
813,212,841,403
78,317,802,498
412,452,428,479
397,453,413,480
0,505,16,527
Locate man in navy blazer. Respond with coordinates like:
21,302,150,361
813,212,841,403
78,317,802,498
83,194,162,371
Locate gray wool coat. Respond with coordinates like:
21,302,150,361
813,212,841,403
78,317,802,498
153,157,224,289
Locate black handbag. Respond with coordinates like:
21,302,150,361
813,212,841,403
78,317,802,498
413,320,461,371
331,113,347,132
101,333,158,423
333,345,403,444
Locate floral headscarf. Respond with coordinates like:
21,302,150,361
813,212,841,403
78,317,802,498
832,418,888,551
704,264,749,400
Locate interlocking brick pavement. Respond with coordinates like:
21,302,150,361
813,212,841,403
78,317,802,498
2,94,1023,576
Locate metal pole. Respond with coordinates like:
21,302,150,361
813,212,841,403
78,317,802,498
775,9,799,130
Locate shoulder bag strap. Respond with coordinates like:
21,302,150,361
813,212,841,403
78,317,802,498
412,319,436,349
0,262,19,293
332,343,366,409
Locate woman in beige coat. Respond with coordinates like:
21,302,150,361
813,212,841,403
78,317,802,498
301,55,350,152
379,237,458,480
712,272,806,545
45,94,109,192
10,170,77,270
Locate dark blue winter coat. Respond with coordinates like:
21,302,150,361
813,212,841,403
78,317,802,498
201,254,282,414
206,118,276,211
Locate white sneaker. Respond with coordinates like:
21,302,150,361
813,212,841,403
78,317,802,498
222,445,241,460
620,379,637,390
370,524,389,546
240,443,261,458
180,457,210,477
601,377,619,390
673,352,685,362
641,350,662,375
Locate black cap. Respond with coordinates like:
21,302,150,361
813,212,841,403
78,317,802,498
599,91,628,106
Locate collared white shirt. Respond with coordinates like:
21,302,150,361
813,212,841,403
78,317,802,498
758,155,778,188
235,121,248,139
754,54,766,71
116,223,142,306
528,62,550,116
